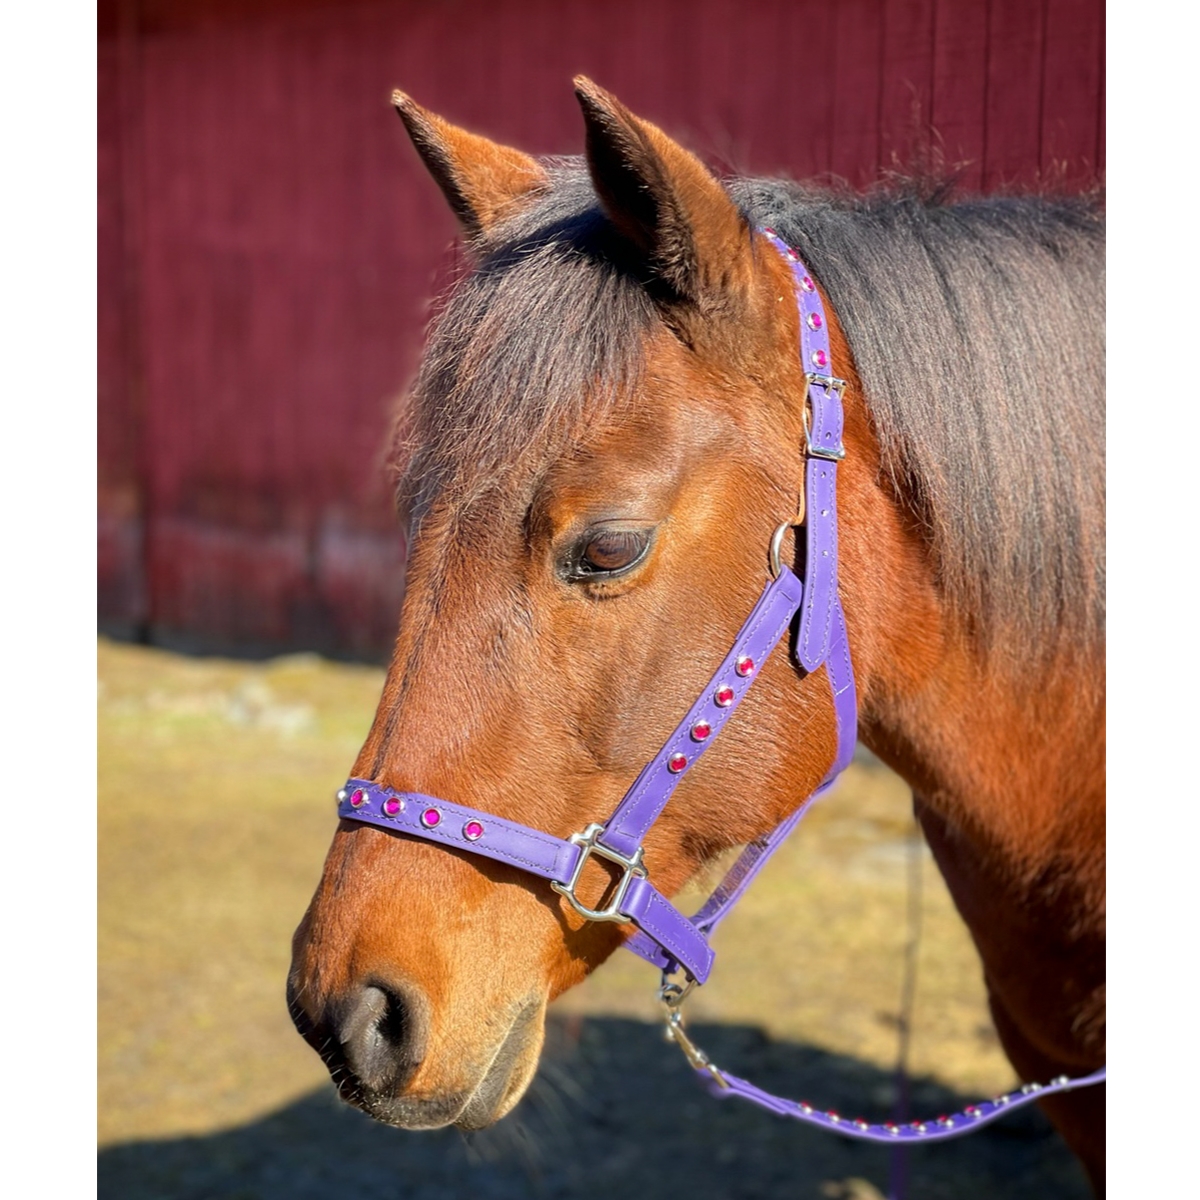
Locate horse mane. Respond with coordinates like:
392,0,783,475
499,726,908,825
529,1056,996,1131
732,176,1106,656
396,163,1105,659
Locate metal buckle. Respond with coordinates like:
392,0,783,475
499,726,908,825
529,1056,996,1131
805,371,847,397
550,823,646,923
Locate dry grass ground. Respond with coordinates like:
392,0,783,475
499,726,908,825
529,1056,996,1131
98,637,1091,1199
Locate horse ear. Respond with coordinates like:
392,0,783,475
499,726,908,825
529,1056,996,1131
573,76,750,308
392,90,550,241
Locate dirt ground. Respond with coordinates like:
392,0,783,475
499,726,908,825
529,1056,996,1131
97,637,1092,1199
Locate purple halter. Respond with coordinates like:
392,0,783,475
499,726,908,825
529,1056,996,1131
334,231,1105,1142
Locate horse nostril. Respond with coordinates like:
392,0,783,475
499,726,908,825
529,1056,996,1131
337,982,426,1093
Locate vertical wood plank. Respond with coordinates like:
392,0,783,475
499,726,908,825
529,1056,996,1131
982,0,1048,190
831,0,886,188
878,0,936,173
930,0,989,192
1040,0,1104,188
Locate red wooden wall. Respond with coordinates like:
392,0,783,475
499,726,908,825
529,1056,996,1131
98,0,1104,658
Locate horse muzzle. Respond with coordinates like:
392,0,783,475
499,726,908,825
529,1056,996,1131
287,970,546,1130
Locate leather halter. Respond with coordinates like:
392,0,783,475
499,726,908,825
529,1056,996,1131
333,230,1105,1141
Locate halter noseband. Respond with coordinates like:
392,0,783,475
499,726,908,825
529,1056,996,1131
333,231,1104,1142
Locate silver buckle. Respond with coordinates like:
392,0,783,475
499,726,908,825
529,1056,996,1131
550,823,646,923
805,371,847,397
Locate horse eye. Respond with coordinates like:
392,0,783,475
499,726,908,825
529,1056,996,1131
576,529,651,576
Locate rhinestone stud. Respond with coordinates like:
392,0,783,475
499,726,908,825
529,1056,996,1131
383,797,403,817
690,720,712,742
811,348,828,368
463,820,484,841
421,807,442,828
854,1118,870,1131
735,655,755,677
668,753,688,774
807,312,823,330
714,684,735,707
826,1111,840,1123
884,1122,900,1135
336,787,348,803
349,788,367,808
800,275,815,292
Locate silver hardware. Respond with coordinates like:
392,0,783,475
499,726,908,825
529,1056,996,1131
805,371,847,396
336,787,348,804
550,823,646,923
769,521,792,579
658,970,728,1089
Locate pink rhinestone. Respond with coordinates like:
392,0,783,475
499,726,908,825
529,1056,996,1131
714,685,735,707
735,656,754,677
762,226,776,236
668,753,688,774
383,797,403,817
811,349,828,368
421,807,441,828
349,788,366,808
800,275,815,292
690,720,712,742
463,820,484,841
807,312,823,330
786,248,799,261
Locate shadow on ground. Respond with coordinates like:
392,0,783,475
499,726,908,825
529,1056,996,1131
99,1014,1091,1200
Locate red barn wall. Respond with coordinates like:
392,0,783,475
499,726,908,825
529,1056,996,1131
98,0,1104,658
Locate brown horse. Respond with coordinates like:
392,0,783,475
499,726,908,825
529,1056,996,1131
289,79,1105,1190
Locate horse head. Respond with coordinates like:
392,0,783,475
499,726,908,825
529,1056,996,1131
287,79,875,1131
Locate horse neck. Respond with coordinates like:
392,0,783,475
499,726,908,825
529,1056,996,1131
834,379,1105,890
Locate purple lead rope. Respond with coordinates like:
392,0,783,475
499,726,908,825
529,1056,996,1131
335,229,1105,1147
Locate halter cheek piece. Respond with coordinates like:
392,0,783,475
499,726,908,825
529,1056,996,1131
335,232,1105,1142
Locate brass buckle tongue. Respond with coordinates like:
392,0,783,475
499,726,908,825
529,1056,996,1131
550,823,646,923
658,968,728,1088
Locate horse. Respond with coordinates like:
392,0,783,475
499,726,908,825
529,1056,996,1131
288,78,1105,1192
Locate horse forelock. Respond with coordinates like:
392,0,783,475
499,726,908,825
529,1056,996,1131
393,164,656,530
393,163,1105,658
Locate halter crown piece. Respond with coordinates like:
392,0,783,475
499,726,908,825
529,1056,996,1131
335,231,1105,1142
